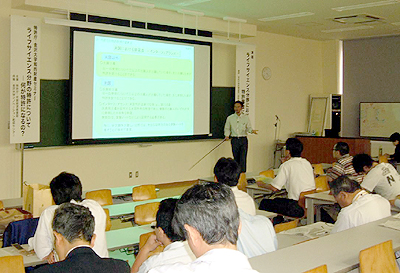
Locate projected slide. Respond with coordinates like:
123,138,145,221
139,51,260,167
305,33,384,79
93,36,194,138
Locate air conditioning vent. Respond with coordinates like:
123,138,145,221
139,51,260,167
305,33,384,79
333,14,383,24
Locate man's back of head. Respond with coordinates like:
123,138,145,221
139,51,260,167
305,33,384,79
50,172,83,205
334,142,350,156
214,157,241,187
329,175,361,196
156,198,185,243
285,138,303,157
352,154,373,174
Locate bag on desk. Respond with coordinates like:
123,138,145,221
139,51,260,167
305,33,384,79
0,208,32,235
23,183,54,217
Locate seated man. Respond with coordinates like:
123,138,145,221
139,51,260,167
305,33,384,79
353,153,400,207
330,176,391,234
326,142,363,183
149,183,259,273
33,203,129,273
131,198,195,273
29,172,108,263
257,138,315,217
214,157,256,215
384,132,400,164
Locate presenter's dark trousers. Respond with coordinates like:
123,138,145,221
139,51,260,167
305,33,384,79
231,137,248,173
259,198,304,218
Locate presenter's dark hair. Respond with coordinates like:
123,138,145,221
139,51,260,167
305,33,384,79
156,198,184,242
214,157,241,187
286,138,303,157
234,101,244,107
50,172,83,205
334,142,349,156
390,132,400,142
52,203,94,243
329,176,361,196
352,154,373,173
172,183,239,246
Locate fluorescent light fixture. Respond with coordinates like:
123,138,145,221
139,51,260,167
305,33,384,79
124,0,155,9
259,12,314,22
223,17,247,23
175,0,211,7
178,9,204,16
51,9,68,15
392,22,400,25
332,0,400,11
321,25,374,33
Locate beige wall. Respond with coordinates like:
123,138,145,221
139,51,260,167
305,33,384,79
0,1,338,199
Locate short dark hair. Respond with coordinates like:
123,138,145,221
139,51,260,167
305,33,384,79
53,203,94,243
329,176,361,196
234,101,244,107
390,132,400,142
214,157,241,187
352,154,373,173
172,183,239,246
50,172,83,205
334,142,349,156
286,138,303,157
156,198,184,242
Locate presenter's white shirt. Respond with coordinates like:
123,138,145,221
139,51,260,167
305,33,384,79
28,199,108,259
271,157,315,201
138,241,195,273
361,163,400,200
148,248,259,273
232,186,256,216
224,113,253,137
331,190,391,234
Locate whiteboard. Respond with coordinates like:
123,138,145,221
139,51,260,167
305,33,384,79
308,97,328,136
360,103,400,138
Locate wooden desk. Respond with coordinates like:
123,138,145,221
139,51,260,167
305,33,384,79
0,245,43,267
250,215,400,273
106,224,153,251
305,191,336,225
246,184,274,199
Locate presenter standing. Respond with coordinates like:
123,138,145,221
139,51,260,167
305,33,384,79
224,101,257,173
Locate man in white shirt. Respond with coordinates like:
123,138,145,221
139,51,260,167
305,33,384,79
329,176,391,234
131,198,195,273
257,138,315,217
28,172,108,263
214,157,256,216
149,183,259,273
353,153,400,208
224,101,257,173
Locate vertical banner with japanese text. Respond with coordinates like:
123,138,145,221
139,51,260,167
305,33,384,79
10,15,40,143
236,45,256,127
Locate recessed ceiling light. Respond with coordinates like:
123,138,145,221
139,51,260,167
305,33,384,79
332,0,400,12
258,12,314,22
321,26,374,33
175,0,211,7
223,17,247,23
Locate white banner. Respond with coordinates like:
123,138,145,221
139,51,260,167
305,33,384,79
10,15,41,143
236,45,256,127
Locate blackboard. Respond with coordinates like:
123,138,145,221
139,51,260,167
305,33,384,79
25,80,234,147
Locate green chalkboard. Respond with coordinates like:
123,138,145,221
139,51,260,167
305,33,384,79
25,81,234,147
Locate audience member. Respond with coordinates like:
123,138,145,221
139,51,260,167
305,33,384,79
29,172,108,263
257,138,315,218
214,157,256,215
353,153,400,207
385,132,400,165
131,198,195,273
33,203,129,273
329,176,390,234
149,183,259,273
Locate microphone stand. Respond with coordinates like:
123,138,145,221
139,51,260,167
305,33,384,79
272,115,282,169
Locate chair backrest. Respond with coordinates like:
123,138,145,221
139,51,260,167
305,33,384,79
303,264,328,273
0,255,25,273
298,189,317,213
259,170,275,178
237,173,248,192
315,176,329,192
2,218,39,248
359,240,399,273
0,200,4,209
134,202,160,225
312,164,324,176
139,231,165,257
274,219,299,233
379,155,389,163
85,189,113,206
103,208,111,231
132,185,157,201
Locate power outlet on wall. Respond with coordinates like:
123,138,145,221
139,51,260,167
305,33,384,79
135,171,139,178
129,172,133,178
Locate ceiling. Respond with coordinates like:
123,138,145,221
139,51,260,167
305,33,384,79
109,0,400,40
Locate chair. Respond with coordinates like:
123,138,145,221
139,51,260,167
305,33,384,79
315,176,329,192
259,170,275,178
0,255,25,273
237,173,248,192
298,189,317,214
274,218,299,233
359,240,399,273
379,155,389,163
134,202,160,225
312,164,325,176
2,218,39,247
0,200,4,209
139,231,164,257
104,208,111,231
85,189,113,206
132,185,157,201
303,264,328,273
